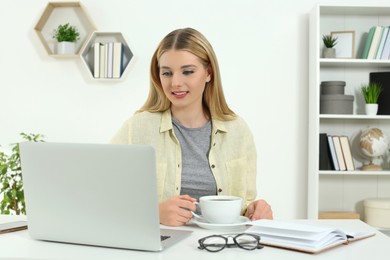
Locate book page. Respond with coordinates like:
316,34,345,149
246,220,375,253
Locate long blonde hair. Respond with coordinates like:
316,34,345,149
138,28,236,121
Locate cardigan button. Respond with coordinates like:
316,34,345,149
218,188,222,193
211,164,215,168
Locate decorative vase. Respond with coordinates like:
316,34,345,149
365,104,378,115
57,41,76,54
323,48,336,58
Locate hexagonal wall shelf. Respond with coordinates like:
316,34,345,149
81,32,134,80
34,2,97,58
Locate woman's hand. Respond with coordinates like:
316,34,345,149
245,199,273,221
159,195,197,226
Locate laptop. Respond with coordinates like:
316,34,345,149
19,142,192,251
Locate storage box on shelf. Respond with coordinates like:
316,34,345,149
80,32,134,80
34,2,96,58
308,4,390,220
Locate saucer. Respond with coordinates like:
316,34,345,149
191,216,252,231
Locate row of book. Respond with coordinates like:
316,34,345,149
93,42,124,79
361,26,390,60
319,134,355,171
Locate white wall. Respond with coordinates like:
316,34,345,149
2,0,388,219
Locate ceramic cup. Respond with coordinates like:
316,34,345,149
192,195,242,224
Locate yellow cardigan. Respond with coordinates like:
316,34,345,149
111,109,257,212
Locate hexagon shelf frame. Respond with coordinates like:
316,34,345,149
81,32,134,80
34,2,97,58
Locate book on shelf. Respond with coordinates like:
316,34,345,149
106,42,114,78
370,72,390,115
380,27,390,60
319,133,332,170
246,219,375,254
112,42,124,78
339,136,355,171
375,26,389,59
361,26,376,59
327,135,339,171
332,136,346,171
99,43,106,78
367,26,384,59
93,42,102,78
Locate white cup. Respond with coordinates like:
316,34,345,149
192,195,242,224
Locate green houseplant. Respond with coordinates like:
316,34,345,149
0,133,45,215
52,23,80,54
361,82,382,115
322,34,338,58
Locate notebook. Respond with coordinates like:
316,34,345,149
19,142,192,251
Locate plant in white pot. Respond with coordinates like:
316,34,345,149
322,34,338,58
52,23,80,55
361,82,382,115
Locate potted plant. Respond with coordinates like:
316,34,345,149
0,133,45,215
322,34,338,58
361,82,382,115
52,23,80,54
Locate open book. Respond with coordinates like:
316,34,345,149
246,220,375,254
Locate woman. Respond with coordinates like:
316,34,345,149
111,27,272,226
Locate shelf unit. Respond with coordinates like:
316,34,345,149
80,32,134,80
34,2,96,58
308,4,390,219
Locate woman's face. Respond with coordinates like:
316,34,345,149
159,50,211,112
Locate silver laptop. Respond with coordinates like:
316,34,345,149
19,142,192,251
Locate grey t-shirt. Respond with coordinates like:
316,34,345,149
172,118,217,200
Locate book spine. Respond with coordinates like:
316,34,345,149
327,135,339,171
362,26,376,59
332,136,346,171
319,133,332,170
93,42,101,78
367,26,384,59
375,27,389,59
339,136,355,171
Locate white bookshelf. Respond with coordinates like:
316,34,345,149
308,4,390,219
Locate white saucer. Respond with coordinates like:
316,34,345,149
191,216,252,231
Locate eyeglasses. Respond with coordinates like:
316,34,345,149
198,233,263,252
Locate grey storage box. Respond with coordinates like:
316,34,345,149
320,94,354,114
321,81,346,95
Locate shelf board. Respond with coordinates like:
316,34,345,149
320,5,390,16
320,170,390,176
320,58,390,67
320,114,390,120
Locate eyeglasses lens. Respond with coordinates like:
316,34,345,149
235,234,260,250
202,236,227,252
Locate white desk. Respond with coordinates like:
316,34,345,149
1,215,389,260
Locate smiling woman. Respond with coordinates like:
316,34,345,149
110,27,273,226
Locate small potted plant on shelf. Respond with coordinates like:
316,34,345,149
52,23,80,55
361,82,382,115
322,34,338,58
0,133,45,215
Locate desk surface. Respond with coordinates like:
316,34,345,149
1,215,389,260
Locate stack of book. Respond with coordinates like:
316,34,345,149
92,42,124,79
319,134,355,171
361,26,390,59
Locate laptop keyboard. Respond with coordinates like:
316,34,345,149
161,235,171,241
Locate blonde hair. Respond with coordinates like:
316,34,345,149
138,28,236,121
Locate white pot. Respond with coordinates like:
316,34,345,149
365,104,378,115
57,41,76,54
